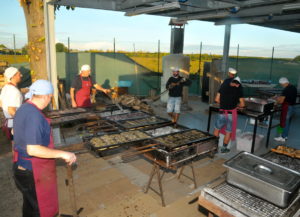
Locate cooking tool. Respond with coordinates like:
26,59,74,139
244,97,274,113
103,91,123,111
121,144,158,159
224,151,300,208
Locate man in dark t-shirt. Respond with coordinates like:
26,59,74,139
166,67,191,126
70,64,111,108
274,77,297,142
214,76,245,153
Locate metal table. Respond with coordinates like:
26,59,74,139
206,104,276,153
257,88,300,105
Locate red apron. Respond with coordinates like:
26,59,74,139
75,76,92,107
280,102,289,128
2,118,12,140
219,108,238,141
15,102,59,217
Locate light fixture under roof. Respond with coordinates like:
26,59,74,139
125,2,181,16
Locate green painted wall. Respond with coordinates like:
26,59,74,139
56,52,161,96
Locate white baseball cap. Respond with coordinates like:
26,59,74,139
279,77,289,84
228,67,237,75
171,67,180,72
4,67,19,80
79,64,91,74
232,76,241,84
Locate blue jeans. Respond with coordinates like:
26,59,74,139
167,97,181,113
282,106,295,138
214,113,232,132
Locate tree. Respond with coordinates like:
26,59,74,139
56,42,68,52
293,55,300,62
21,44,28,55
19,0,47,80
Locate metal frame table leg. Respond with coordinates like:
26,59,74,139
251,117,258,153
266,112,274,148
144,163,166,207
207,107,212,132
177,162,197,189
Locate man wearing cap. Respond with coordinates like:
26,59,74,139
166,67,191,126
13,80,77,217
0,67,23,140
70,64,111,108
214,76,245,153
220,67,238,88
274,77,297,142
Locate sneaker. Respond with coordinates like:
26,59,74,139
220,147,230,153
274,136,287,142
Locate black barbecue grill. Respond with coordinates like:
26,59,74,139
103,111,150,122
144,129,218,168
84,130,151,156
115,116,170,130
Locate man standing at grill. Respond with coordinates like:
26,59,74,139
13,80,77,217
166,67,191,126
70,64,111,108
274,77,297,142
0,67,23,140
214,76,245,153
221,67,238,87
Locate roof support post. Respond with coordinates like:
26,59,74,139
221,24,231,79
44,0,59,109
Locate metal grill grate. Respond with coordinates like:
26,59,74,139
263,152,300,172
208,182,300,217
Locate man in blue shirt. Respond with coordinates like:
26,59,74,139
13,80,77,217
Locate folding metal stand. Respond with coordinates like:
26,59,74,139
143,153,197,207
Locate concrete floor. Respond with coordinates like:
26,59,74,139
0,96,299,217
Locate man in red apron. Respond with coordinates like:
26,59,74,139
213,76,245,153
13,80,77,217
274,77,297,142
70,64,111,108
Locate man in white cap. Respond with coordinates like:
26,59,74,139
166,67,191,126
274,77,297,142
13,80,77,217
214,76,245,153
0,67,23,140
70,64,111,108
220,67,238,88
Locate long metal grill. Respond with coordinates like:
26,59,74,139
205,182,300,217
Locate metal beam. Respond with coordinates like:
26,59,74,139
125,2,181,16
44,0,58,109
180,0,236,9
221,24,231,78
117,0,161,10
215,14,300,25
50,0,117,10
177,10,230,21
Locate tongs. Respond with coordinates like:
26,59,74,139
103,90,123,111
121,144,159,160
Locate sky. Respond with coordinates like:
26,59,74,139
1,0,300,58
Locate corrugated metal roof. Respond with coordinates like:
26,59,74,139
51,0,300,33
